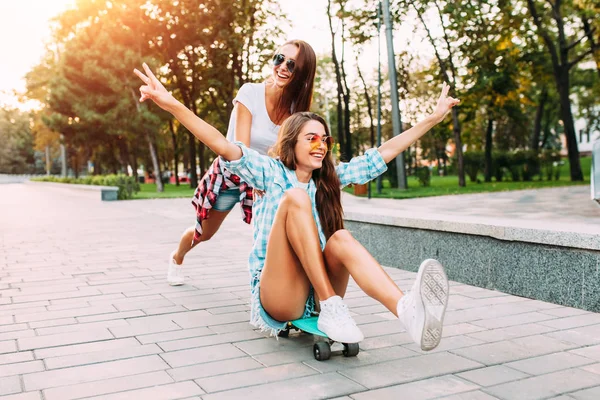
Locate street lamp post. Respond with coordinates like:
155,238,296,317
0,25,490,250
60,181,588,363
382,0,407,189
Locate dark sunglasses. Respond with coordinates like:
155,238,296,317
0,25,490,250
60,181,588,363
272,53,296,74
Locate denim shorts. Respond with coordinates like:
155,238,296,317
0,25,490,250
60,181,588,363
212,188,240,212
251,279,315,335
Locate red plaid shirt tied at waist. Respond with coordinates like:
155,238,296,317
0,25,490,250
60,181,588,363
191,157,253,244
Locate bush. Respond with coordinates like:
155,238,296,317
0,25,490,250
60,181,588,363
492,151,509,182
31,174,140,200
415,166,431,187
463,151,484,182
540,150,561,181
521,150,540,182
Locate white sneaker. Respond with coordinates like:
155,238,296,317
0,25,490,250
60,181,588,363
167,251,185,286
397,259,449,351
317,295,364,343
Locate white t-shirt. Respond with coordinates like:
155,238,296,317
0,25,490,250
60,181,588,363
225,82,280,156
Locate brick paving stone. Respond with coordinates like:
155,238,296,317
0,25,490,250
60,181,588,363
506,352,596,375
340,352,483,389
41,371,174,400
0,392,42,400
0,375,22,396
195,362,317,393
457,365,531,387
23,355,169,391
44,343,162,369
465,322,557,343
18,329,114,351
0,351,34,365
33,337,140,359
0,340,17,354
34,319,128,335
0,361,45,377
350,375,480,400
438,391,502,399
200,372,366,400
83,381,205,400
167,357,262,381
483,368,600,400
569,385,600,400
3,184,600,400
548,325,600,347
159,330,263,352
160,343,247,368
451,335,579,365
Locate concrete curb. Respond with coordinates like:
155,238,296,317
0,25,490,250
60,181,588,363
26,180,120,201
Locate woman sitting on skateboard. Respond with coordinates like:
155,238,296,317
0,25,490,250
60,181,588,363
135,62,459,351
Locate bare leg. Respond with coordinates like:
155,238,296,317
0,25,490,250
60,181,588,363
259,189,337,322
324,229,403,316
172,209,231,265
324,229,449,351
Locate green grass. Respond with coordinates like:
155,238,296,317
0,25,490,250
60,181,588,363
135,156,592,200
347,156,591,199
132,183,196,199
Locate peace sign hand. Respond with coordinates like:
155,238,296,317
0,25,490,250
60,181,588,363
432,82,460,123
133,63,178,112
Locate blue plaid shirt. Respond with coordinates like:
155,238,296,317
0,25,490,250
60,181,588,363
223,141,388,284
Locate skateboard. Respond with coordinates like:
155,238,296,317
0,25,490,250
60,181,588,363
278,316,360,361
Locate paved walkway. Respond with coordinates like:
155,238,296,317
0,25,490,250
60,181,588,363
1,183,600,399
342,185,600,235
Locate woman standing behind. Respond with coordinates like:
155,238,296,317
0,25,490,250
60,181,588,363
167,40,317,285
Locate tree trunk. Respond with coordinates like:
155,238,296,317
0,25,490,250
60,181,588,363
356,60,375,147
531,85,548,152
526,0,583,181
146,133,163,192
581,17,600,79
413,0,465,186
340,11,352,159
188,132,198,188
45,146,50,176
327,0,347,161
556,71,583,180
451,108,465,186
197,142,206,177
169,120,179,186
484,115,494,182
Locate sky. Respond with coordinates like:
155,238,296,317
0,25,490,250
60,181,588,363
0,0,423,109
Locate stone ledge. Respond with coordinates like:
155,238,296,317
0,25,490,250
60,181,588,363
344,216,600,312
26,180,119,201
344,208,600,251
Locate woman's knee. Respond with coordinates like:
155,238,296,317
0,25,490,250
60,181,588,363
328,229,355,248
281,188,311,209
325,229,355,256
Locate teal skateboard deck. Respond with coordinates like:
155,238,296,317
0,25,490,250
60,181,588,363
279,316,360,361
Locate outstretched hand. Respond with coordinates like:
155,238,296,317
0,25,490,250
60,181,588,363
432,82,460,123
133,63,178,112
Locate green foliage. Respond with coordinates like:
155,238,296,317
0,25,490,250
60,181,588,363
462,149,562,183
0,108,40,174
32,174,140,200
415,166,431,187
463,151,485,182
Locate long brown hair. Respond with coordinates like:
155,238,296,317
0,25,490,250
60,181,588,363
272,112,344,239
274,40,317,123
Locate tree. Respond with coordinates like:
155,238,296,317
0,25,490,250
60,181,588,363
526,0,597,181
406,0,467,186
0,108,37,174
327,0,353,161
146,0,283,186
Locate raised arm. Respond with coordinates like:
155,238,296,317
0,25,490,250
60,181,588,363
378,82,460,163
234,103,253,147
134,63,242,161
